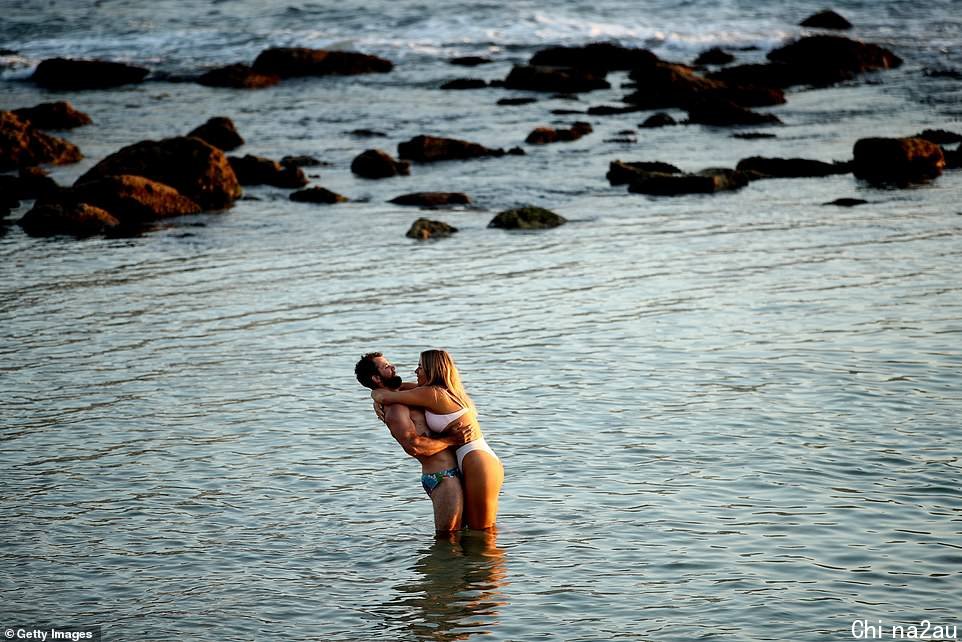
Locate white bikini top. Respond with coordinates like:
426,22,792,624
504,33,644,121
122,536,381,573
425,406,470,433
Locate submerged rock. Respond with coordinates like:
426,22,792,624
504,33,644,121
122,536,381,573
735,156,852,178
12,101,92,130
1,111,83,171
640,113,677,128
625,61,785,109
32,57,149,89
504,65,610,93
694,47,735,66
197,63,280,89
187,117,244,152
686,99,782,126
627,168,750,195
529,43,659,72
586,104,645,116
497,97,539,106
441,78,488,90
823,198,868,207
607,160,683,185
406,217,458,240
398,135,507,162
76,136,242,209
488,206,566,230
290,187,348,204
916,129,962,145
450,56,493,67
800,10,853,30
852,137,945,184
228,154,308,188
252,47,393,77
18,200,119,237
390,192,471,208
526,122,592,144
351,149,410,178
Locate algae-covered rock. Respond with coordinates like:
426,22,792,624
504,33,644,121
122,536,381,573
488,206,566,230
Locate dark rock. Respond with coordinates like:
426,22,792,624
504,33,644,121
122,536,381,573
398,135,507,162
823,198,868,207
607,160,683,185
197,63,280,89
252,47,393,77
853,137,945,184
550,109,584,115
732,132,777,139
942,146,961,169
640,113,677,128
686,99,782,126
290,187,348,204
694,47,735,66
604,136,637,144
530,43,659,72
586,104,645,116
1,111,83,171
735,156,852,178
281,155,323,167
18,200,120,237
73,174,202,223
76,136,242,209
12,101,92,130
187,117,244,151
16,166,61,200
625,61,785,109
923,67,962,80
800,10,852,30
351,149,410,178
228,154,308,188
497,97,538,106
349,129,388,138
526,122,593,144
488,205,566,230
406,217,458,240
626,168,749,195
441,78,488,90
390,192,471,208
0,48,17,56
504,65,610,93
450,56,493,67
507,147,526,156
32,57,149,90
916,129,962,145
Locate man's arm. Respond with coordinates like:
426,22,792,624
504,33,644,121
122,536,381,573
383,405,460,458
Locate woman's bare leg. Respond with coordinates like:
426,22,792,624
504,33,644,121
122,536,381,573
460,451,504,530
430,475,464,532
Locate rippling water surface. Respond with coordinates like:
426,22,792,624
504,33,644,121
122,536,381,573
2,0,961,640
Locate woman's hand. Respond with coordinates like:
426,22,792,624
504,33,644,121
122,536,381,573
373,400,386,423
371,389,385,404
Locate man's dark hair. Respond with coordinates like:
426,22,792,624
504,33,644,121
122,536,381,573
355,352,382,390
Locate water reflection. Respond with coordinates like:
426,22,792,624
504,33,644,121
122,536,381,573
391,530,508,641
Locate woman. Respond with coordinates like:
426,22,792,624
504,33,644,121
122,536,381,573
372,349,503,530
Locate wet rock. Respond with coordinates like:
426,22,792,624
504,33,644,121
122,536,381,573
497,97,538,106
187,117,244,152
942,146,961,169
351,149,410,178
18,200,120,237
290,186,348,204
823,198,868,207
390,192,471,208
73,174,202,223
228,154,308,188
529,43,659,72
625,61,785,109
853,137,945,184
12,101,92,130
526,122,593,144
800,10,852,30
398,135,507,162
735,156,852,178
32,57,149,89
607,160,682,185
916,129,962,145
15,166,61,200
441,78,488,90
923,67,962,80
1,111,83,171
640,113,677,128
197,63,280,89
406,217,458,240
586,104,645,116
732,132,777,139
550,109,584,115
694,47,735,66
76,136,242,209
252,47,393,77
349,129,388,138
488,206,566,230
450,56,493,67
686,99,782,126
504,65,610,93
626,168,750,195
281,155,323,168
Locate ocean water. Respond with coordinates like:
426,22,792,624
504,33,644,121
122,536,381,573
1,1,961,640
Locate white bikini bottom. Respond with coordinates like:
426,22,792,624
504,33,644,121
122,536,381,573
455,436,499,470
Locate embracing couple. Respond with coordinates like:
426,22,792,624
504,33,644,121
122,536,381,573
355,349,504,532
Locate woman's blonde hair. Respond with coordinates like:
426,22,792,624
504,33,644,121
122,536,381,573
420,349,474,410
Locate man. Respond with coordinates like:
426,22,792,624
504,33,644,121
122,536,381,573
355,352,474,532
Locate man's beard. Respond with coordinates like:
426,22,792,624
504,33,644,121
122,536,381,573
384,375,403,389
